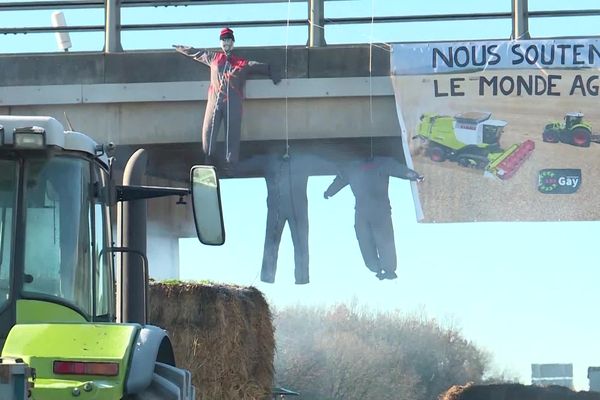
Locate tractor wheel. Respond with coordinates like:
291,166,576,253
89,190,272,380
457,155,487,169
542,129,559,143
457,157,472,168
428,146,446,162
124,362,195,400
571,128,591,147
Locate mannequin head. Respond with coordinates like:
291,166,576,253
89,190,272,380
219,27,235,53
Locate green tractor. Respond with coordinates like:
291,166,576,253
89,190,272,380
542,112,600,147
416,112,534,180
0,115,224,399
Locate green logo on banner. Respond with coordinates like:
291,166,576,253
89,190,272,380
538,169,581,194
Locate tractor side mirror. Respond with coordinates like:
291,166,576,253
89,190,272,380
190,165,225,246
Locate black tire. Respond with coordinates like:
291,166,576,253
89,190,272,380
571,128,591,147
123,361,195,400
542,129,559,143
457,155,487,169
457,157,471,168
428,146,446,162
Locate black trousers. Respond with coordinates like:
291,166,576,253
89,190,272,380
354,210,396,273
261,206,309,284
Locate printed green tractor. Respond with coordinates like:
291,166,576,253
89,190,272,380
415,112,535,180
0,115,225,399
542,112,600,147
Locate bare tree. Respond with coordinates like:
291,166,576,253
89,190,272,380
273,304,492,400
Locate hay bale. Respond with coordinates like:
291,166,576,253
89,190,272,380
148,281,275,400
440,383,474,400
439,383,600,400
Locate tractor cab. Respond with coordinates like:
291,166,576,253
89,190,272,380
453,112,506,146
0,117,118,344
564,112,584,129
0,116,224,348
481,119,507,145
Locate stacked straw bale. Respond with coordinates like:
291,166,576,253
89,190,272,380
148,281,275,400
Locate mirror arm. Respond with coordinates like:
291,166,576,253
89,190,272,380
116,185,189,202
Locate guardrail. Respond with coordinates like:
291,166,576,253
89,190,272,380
1,0,600,52
0,0,317,10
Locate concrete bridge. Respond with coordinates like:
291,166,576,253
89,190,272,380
0,45,403,277
0,45,402,176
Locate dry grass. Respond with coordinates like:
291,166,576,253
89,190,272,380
439,383,474,400
149,281,274,400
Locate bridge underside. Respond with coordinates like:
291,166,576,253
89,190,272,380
114,136,406,182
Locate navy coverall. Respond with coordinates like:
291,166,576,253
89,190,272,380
239,153,331,284
177,47,274,164
324,157,421,277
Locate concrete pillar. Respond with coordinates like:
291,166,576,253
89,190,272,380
511,0,530,40
146,175,196,280
147,231,180,280
308,0,326,47
104,0,123,53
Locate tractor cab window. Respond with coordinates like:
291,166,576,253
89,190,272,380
22,156,114,322
0,160,16,308
23,157,94,318
565,114,582,129
92,167,115,322
482,124,503,144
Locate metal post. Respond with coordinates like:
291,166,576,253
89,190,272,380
308,0,326,47
511,0,530,40
104,0,123,53
117,149,148,324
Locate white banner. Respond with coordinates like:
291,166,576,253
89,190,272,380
391,39,600,223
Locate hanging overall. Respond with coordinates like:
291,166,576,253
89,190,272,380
174,28,280,165
324,157,423,280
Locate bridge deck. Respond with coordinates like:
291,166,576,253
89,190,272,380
0,44,403,181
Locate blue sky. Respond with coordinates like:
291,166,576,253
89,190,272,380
5,0,600,51
4,0,600,390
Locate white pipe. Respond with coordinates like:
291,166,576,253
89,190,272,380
51,11,72,52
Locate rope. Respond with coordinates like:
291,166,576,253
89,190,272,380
306,3,390,160
226,58,231,162
369,0,374,159
283,0,292,158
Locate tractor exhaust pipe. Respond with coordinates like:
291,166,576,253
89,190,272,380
117,149,148,325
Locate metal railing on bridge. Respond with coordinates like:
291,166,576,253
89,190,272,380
1,0,600,53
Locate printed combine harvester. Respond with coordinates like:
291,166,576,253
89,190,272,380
415,112,535,180
542,112,600,147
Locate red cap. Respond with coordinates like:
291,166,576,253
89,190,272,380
219,27,235,41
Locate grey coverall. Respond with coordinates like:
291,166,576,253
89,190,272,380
177,48,272,164
239,153,331,284
324,157,420,275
